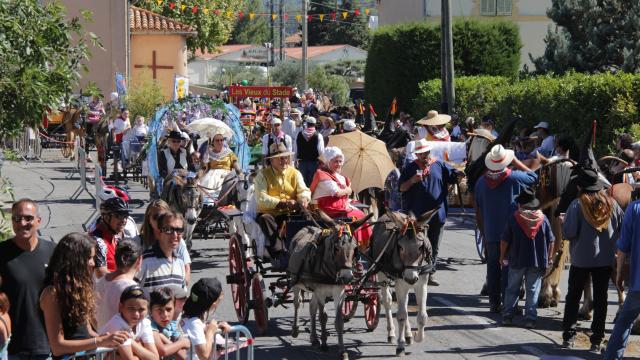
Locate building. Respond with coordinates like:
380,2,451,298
58,1,195,99
188,44,368,85
377,0,552,69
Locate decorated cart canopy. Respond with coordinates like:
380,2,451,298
146,95,250,194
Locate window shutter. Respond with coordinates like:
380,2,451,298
480,0,497,16
496,0,512,16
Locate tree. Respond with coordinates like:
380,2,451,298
271,62,303,88
323,60,365,82
0,0,97,138
124,71,165,122
228,0,270,44
207,65,267,88
143,0,243,53
308,66,351,106
308,0,370,48
532,0,640,74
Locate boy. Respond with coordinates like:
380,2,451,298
100,285,159,360
149,287,190,360
500,186,555,328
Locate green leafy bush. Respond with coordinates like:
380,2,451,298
124,71,165,122
414,72,640,155
365,19,521,116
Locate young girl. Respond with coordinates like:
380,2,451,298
179,278,231,360
100,285,159,360
0,277,10,360
149,288,189,359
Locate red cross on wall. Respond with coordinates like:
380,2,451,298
134,50,174,79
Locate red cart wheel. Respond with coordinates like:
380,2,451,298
228,234,249,323
341,285,358,321
251,273,269,335
364,274,380,331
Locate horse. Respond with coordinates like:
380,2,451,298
58,107,86,159
161,171,203,249
369,209,437,356
91,115,111,176
289,211,372,360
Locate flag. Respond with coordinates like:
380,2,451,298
369,104,377,117
173,74,189,101
115,72,127,108
319,14,325,22
390,97,397,115
342,11,348,19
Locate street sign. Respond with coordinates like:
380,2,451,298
228,86,293,98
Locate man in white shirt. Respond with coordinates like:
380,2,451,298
283,108,303,141
261,117,293,163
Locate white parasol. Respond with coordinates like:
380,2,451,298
188,117,234,139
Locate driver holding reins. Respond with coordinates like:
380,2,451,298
254,142,311,269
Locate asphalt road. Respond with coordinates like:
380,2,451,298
5,149,640,360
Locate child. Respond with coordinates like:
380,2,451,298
100,285,159,360
0,277,11,360
149,287,189,360
500,186,555,328
180,278,231,360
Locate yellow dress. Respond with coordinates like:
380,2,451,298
198,149,237,201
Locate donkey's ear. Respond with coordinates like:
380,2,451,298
350,212,374,233
386,210,402,226
316,209,337,228
416,208,438,228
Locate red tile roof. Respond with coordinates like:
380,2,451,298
193,45,254,60
129,6,196,35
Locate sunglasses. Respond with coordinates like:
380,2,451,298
12,215,35,223
161,226,185,235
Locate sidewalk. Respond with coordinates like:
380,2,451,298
2,148,149,242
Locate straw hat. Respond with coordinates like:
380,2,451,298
485,144,514,171
417,110,452,126
413,138,433,154
266,142,294,159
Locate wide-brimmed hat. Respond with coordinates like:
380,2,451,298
534,121,550,130
167,130,183,140
413,138,433,154
343,120,357,132
468,128,496,141
417,110,451,126
485,144,514,171
516,186,540,209
575,167,603,192
266,142,294,159
290,108,302,115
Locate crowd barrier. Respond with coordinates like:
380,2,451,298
191,325,255,360
5,127,43,163
64,347,116,360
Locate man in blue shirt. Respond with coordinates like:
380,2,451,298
603,200,640,359
399,138,463,286
475,144,537,313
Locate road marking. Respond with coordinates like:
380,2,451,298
432,296,500,330
521,345,546,357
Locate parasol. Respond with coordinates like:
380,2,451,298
188,117,234,139
328,131,395,193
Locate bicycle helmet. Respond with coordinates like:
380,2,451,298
100,197,131,215
98,187,117,201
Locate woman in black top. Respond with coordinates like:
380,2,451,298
40,233,128,358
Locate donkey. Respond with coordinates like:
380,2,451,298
161,171,203,249
290,212,373,360
369,209,437,356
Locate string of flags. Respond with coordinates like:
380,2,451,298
148,0,374,22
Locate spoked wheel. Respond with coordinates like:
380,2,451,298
251,273,269,336
364,274,380,331
474,227,487,263
341,285,358,321
228,234,250,323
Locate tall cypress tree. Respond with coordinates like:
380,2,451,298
308,0,370,48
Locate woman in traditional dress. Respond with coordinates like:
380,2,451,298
310,147,372,249
198,133,241,200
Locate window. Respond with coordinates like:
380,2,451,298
480,0,512,16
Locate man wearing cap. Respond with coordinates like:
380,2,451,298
255,142,311,268
295,116,324,186
399,138,464,285
405,110,451,164
283,108,303,141
158,130,195,179
533,121,555,157
474,144,538,313
261,117,293,164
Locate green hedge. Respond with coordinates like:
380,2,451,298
365,20,521,116
414,72,640,155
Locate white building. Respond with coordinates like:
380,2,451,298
377,0,552,69
188,44,368,85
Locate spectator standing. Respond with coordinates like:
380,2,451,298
0,278,11,360
561,167,623,351
532,122,555,157
112,109,131,144
283,108,302,141
0,199,55,360
91,197,133,278
296,116,324,186
261,117,293,162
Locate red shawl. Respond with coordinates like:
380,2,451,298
484,168,512,189
513,209,545,239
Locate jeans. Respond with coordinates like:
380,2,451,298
502,266,544,321
298,160,319,187
603,290,640,359
427,219,444,272
562,265,612,344
486,242,508,307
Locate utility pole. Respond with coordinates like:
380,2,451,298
440,0,455,114
270,0,275,66
279,0,285,61
302,0,308,90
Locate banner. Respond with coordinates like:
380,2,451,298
228,86,293,98
173,74,189,101
426,141,467,164
115,72,127,107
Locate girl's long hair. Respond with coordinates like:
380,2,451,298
43,232,96,328
140,199,171,248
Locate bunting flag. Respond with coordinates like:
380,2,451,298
180,4,186,11
342,11,348,19
169,2,175,9
319,14,325,22
238,11,244,18
191,5,198,13
295,14,302,22
271,13,278,20
203,7,209,14
249,12,255,20
283,13,289,20
390,98,398,115
330,12,337,20
365,8,370,15
156,0,162,6
354,9,360,16
226,11,233,18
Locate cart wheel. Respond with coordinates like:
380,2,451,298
251,273,269,336
364,274,380,331
228,234,250,323
341,285,358,321
474,227,487,264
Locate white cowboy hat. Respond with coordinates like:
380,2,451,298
485,144,514,171
413,138,433,154
417,110,452,126
343,120,357,132
534,121,550,129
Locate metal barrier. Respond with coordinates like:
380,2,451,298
64,347,117,360
191,324,254,360
7,127,43,163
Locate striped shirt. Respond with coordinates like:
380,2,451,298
136,244,187,295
